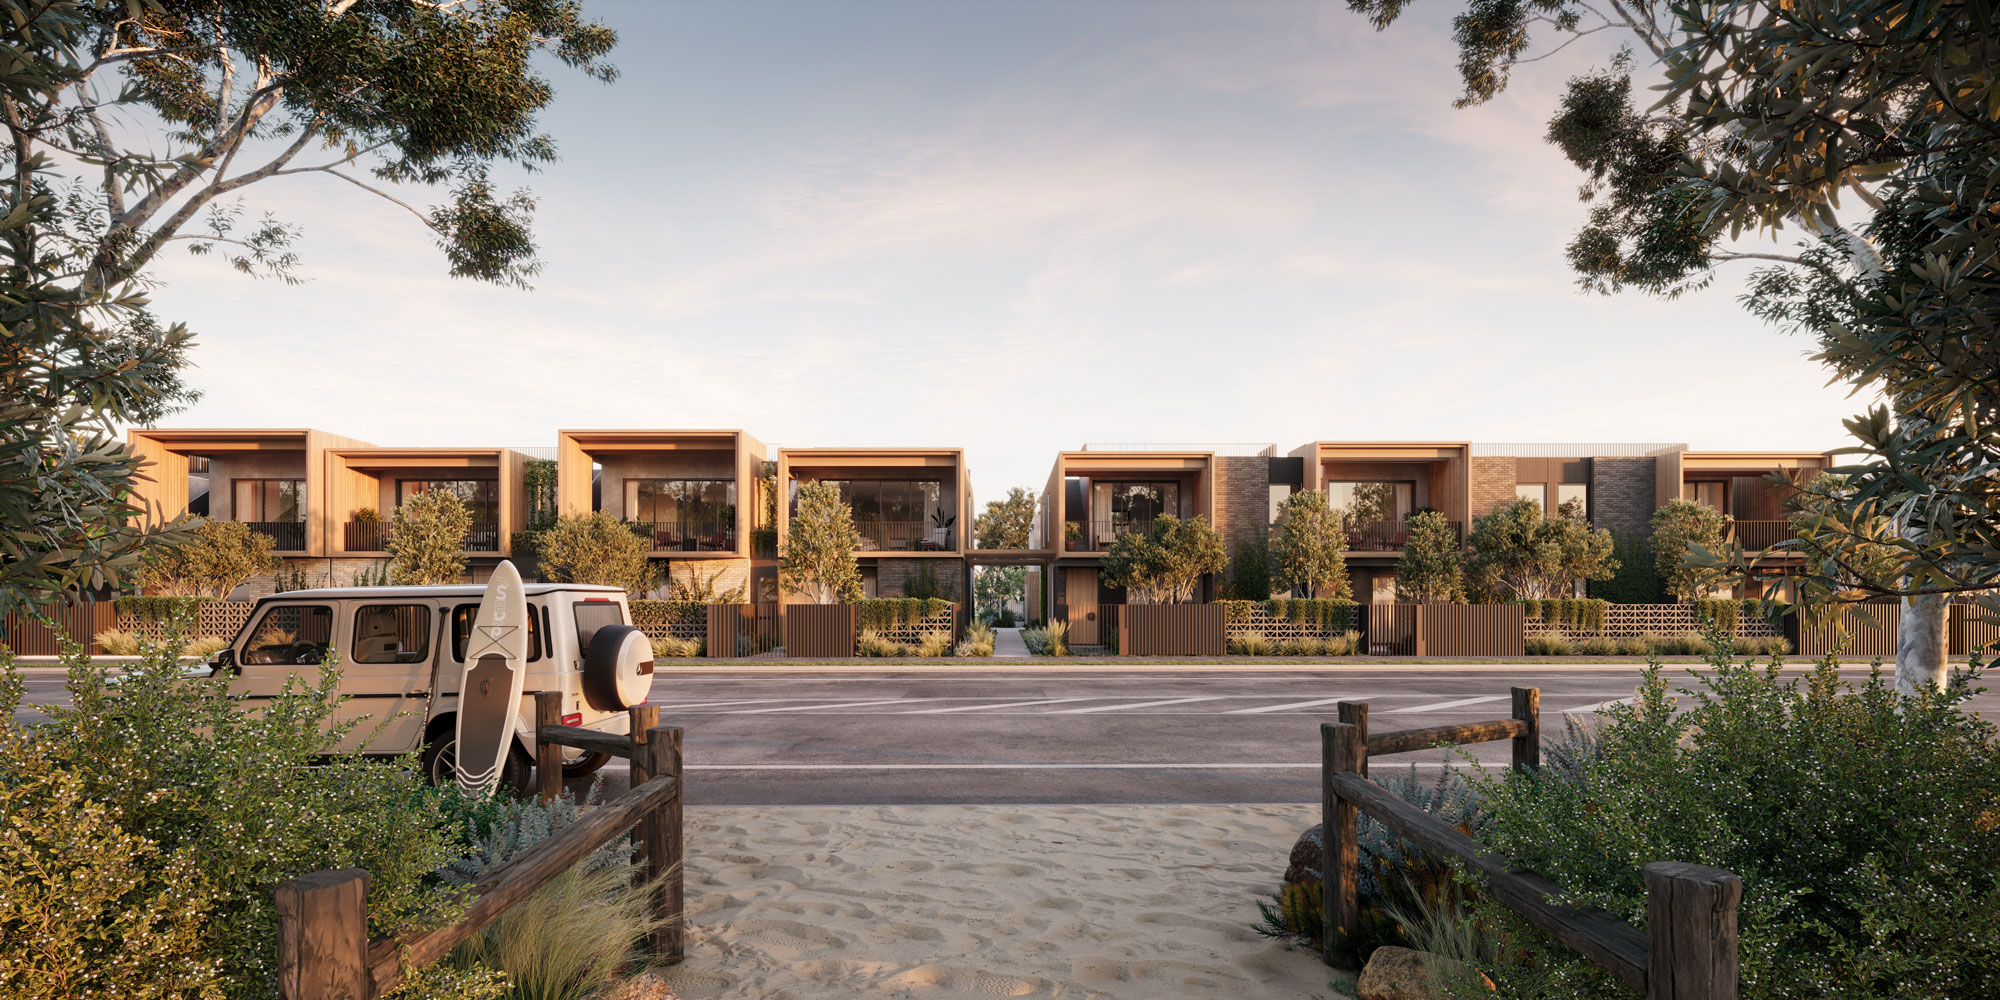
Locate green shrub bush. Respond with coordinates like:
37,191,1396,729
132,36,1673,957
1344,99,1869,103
1464,654,2000,998
649,636,702,658
114,595,213,621
854,597,953,630
856,628,904,657
627,600,707,628
1022,622,1069,656
1524,633,1573,656
1614,636,1649,656
1519,598,1607,633
1229,630,1275,656
1574,636,1617,656
912,630,955,658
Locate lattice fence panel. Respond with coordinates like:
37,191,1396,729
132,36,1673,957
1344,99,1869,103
1534,604,1780,640
1223,607,1360,641
119,600,257,642
874,610,957,645
629,602,708,642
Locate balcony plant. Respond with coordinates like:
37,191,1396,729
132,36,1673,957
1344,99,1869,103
353,507,381,523
928,507,956,549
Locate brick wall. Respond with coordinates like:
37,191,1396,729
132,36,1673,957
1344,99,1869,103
1212,456,1270,550
871,558,965,600
1590,457,1657,538
1469,457,1516,520
650,558,752,601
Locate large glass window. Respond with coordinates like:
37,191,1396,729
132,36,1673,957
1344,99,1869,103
241,604,333,665
234,479,305,522
1091,482,1180,525
807,479,949,550
398,479,498,525
1514,483,1548,509
352,604,432,664
1683,481,1726,512
451,603,542,663
629,479,736,526
1268,484,1294,525
1329,481,1414,524
1555,483,1588,518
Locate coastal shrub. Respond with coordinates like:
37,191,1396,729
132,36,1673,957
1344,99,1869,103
1022,621,1069,657
0,627,472,1000
93,628,141,655
649,636,702,658
956,624,995,657
856,629,904,657
913,630,955,658
1574,636,1617,657
1463,654,2000,999
1614,636,1649,656
1524,633,1572,656
1229,631,1275,656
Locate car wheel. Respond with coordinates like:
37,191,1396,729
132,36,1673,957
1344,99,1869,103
422,732,535,797
562,751,612,778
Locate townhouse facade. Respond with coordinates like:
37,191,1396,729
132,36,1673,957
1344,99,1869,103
126,427,1829,605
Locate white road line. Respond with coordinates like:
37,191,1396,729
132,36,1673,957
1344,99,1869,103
1384,695,1507,715
724,698,946,714
1049,696,1230,714
679,761,1477,771
1564,697,1634,714
900,697,1096,714
1228,697,1371,715
654,699,799,709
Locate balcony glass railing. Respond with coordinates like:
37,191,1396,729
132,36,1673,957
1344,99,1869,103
643,519,736,552
854,520,955,551
244,520,306,550
344,519,500,552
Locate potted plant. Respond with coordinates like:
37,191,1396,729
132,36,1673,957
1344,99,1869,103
929,507,955,549
1065,520,1082,551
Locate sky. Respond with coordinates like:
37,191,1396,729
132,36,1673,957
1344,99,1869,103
142,0,1867,505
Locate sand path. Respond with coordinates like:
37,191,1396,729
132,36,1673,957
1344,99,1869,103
658,804,1337,999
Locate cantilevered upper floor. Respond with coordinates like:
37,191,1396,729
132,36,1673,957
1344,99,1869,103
128,428,373,557
778,447,970,556
1041,450,1215,556
556,429,768,560
326,447,530,557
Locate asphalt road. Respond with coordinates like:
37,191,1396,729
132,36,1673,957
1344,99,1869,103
22,665,1992,804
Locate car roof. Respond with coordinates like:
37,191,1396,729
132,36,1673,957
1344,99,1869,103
254,583,625,603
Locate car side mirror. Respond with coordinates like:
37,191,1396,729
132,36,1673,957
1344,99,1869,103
209,647,237,675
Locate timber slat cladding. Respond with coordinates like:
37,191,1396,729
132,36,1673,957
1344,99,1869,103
784,604,857,658
1794,604,1901,658
1,602,115,655
1948,603,1999,657
1121,604,1224,656
1366,603,1525,656
705,603,781,658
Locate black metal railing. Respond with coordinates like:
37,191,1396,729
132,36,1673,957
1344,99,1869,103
642,519,736,552
1728,520,1794,551
344,519,500,552
854,520,955,551
1344,519,1462,552
245,520,306,550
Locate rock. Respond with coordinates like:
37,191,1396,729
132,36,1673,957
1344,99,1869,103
594,972,679,1000
1356,946,1493,1000
1284,823,1324,885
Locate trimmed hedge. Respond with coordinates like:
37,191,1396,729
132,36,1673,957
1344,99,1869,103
854,598,953,630
113,595,213,621
1220,598,1356,630
627,600,706,627
1521,597,1608,633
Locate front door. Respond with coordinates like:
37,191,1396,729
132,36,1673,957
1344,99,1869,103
1066,567,1099,645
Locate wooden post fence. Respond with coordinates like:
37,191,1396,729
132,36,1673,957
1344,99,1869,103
1316,690,1741,997
278,723,686,999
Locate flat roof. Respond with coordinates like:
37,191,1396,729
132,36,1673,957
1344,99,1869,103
254,583,622,602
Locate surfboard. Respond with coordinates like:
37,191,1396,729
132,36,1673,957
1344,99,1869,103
456,559,531,795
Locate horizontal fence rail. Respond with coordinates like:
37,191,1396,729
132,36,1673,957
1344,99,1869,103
1319,691,1739,998
281,719,685,1000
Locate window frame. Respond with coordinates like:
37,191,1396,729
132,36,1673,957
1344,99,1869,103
350,603,434,665
449,603,543,663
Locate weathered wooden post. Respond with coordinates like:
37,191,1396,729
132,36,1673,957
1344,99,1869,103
1644,862,1741,1000
1320,721,1365,966
1511,686,1540,774
534,691,563,803
642,725,686,963
275,869,369,1000
1336,701,1369,777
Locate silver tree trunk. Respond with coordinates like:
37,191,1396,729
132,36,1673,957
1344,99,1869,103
1896,592,1948,695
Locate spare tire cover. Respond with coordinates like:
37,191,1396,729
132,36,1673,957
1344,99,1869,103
583,624,655,711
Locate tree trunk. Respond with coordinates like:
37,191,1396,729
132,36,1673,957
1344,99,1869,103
1896,592,1948,695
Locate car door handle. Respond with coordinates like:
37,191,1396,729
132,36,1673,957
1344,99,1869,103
408,690,429,697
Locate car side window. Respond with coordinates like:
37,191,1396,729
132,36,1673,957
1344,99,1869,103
352,604,432,665
573,600,624,655
450,603,542,662
241,605,333,665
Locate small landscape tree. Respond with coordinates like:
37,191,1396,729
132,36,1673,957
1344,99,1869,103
388,489,472,586
974,488,1038,549
1271,491,1351,601
537,510,658,595
1394,511,1465,603
1466,499,1618,601
974,566,1027,619
133,519,279,598
1101,514,1227,605
782,481,861,604
1649,499,1730,601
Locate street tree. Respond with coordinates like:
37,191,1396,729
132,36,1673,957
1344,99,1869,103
1395,510,1465,603
536,510,657,595
975,488,1038,549
1349,0,1998,691
1271,490,1351,601
388,489,471,586
1101,514,1227,605
781,481,861,604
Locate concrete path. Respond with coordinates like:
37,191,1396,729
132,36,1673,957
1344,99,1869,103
991,627,1031,658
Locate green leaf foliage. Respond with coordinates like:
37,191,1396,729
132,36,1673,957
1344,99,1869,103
1100,514,1228,605
1464,653,2000,998
781,481,861,604
133,519,279,598
1466,499,1618,602
1394,510,1467,603
388,488,472,586
973,487,1038,549
533,510,657,595
1649,499,1729,601
1590,528,1662,604
1270,491,1351,601
854,598,953,631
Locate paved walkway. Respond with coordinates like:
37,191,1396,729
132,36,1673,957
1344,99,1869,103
992,627,1032,657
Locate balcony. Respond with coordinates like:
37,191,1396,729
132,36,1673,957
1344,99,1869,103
643,518,736,553
1344,519,1462,553
1066,518,1158,551
343,519,500,552
244,520,306,551
854,520,955,552
1728,520,1795,551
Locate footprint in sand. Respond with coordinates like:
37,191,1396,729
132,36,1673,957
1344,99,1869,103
892,964,1044,996
732,918,847,957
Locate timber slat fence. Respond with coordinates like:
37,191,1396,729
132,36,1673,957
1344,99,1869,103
1365,603,1526,657
1119,604,1225,656
784,604,858,657
706,603,782,658
1,602,115,655
278,698,683,1000
1319,690,1740,998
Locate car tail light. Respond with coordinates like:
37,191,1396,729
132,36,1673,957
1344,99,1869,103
561,713,582,727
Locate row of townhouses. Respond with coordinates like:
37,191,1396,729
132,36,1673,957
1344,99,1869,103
128,429,1831,605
